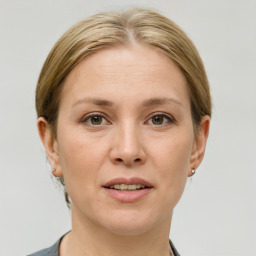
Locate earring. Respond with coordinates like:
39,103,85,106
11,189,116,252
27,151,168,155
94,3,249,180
191,169,196,176
52,168,56,173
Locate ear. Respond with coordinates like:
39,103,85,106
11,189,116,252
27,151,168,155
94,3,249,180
189,115,210,177
37,117,63,177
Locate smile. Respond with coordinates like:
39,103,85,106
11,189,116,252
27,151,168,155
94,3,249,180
103,177,153,202
109,184,146,191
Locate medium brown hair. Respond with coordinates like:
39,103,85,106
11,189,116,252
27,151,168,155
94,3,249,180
36,8,212,207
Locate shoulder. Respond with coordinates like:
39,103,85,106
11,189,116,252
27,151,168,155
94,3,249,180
27,237,61,256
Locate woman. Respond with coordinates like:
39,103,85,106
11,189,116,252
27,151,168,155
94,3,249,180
29,8,211,256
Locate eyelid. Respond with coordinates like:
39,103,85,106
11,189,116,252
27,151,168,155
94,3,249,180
80,111,175,125
146,112,175,125
81,112,110,125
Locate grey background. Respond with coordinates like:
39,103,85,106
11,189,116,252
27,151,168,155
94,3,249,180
0,0,255,255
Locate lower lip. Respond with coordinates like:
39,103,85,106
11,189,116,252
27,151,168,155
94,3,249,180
103,188,153,202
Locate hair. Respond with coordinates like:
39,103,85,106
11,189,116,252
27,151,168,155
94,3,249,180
35,8,212,207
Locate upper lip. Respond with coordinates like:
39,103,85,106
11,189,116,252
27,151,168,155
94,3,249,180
103,177,153,188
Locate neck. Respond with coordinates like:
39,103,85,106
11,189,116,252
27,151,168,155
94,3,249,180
60,205,173,256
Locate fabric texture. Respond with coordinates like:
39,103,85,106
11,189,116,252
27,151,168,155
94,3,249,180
27,235,180,256
27,238,59,256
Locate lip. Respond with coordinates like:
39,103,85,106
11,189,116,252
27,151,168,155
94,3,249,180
103,177,153,188
102,177,153,203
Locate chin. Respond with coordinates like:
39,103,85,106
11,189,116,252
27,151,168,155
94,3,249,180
104,222,154,236
99,208,169,236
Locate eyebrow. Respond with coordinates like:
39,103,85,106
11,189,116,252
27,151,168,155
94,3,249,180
72,97,183,108
142,97,183,108
72,97,114,108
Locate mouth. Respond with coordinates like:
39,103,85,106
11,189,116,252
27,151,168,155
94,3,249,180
105,184,149,191
102,177,153,202
103,177,153,191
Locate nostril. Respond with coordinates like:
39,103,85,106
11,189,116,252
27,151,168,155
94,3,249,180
134,158,141,162
116,158,123,162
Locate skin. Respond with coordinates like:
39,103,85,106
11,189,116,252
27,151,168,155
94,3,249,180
38,44,210,256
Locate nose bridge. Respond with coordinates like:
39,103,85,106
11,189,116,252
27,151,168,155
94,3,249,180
110,119,146,166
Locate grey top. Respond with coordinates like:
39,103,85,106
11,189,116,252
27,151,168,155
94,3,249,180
27,238,59,256
27,235,180,256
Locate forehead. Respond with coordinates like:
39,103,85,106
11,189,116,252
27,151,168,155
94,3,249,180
60,44,190,109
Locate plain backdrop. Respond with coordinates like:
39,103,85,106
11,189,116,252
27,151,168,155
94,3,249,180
0,0,255,255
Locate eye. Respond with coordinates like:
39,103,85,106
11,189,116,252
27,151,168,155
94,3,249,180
148,114,174,126
82,114,108,126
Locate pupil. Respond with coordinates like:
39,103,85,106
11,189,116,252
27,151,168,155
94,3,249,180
153,115,163,125
91,116,102,125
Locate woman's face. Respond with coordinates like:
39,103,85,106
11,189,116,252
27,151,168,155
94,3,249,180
41,45,208,235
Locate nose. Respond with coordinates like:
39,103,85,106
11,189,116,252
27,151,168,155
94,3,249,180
109,122,146,166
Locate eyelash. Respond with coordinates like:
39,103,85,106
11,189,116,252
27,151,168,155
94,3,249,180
146,113,175,126
81,113,109,126
81,112,175,126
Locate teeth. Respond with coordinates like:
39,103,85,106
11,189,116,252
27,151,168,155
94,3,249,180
109,184,146,191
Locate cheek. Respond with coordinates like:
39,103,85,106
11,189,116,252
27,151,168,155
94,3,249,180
58,126,102,164
152,132,193,174
57,129,106,189
150,132,193,206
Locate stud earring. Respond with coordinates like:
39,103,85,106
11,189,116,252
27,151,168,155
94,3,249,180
191,169,196,176
52,168,56,173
